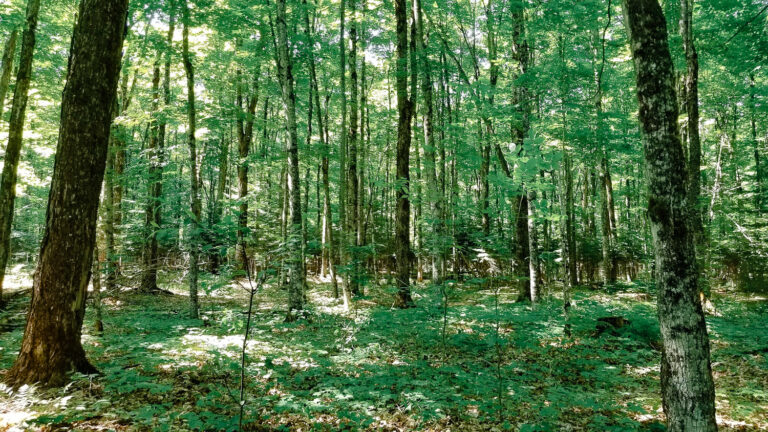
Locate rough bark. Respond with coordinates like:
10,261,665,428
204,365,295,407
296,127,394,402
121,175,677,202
275,0,306,320
394,0,414,308
0,0,40,305
621,0,718,429
5,0,128,388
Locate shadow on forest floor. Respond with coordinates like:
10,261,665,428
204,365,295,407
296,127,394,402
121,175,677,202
0,273,767,431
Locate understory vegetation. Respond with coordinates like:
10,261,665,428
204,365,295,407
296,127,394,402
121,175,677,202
1,269,767,431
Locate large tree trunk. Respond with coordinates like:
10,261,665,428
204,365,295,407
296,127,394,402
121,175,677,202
621,0,717,430
0,29,18,124
5,0,128,388
393,0,414,308
182,0,200,319
275,0,306,320
0,0,40,306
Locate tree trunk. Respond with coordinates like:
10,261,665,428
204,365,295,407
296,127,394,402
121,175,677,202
236,68,259,270
0,0,40,306
347,0,360,296
303,0,341,303
92,245,104,334
680,0,702,240
182,0,200,319
394,0,414,308
621,0,717,429
0,29,18,124
139,60,163,292
275,0,306,320
5,0,128,388
338,0,349,302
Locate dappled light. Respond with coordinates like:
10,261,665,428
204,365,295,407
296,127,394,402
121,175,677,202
0,0,767,429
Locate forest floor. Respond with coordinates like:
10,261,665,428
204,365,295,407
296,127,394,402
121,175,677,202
1,269,767,431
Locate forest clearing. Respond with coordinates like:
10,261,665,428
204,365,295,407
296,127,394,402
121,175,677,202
0,0,767,430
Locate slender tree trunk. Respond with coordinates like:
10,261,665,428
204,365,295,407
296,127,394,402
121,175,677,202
236,68,259,271
139,60,163,292
593,12,616,285
303,0,341,302
680,0,702,240
394,0,414,308
338,0,349,302
0,0,40,306
750,75,762,213
621,1,717,429
347,0,360,295
0,29,18,124
182,0,200,319
5,0,128,388
275,0,306,320
92,246,104,334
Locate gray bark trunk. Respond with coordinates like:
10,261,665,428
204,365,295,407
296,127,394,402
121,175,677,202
621,0,718,429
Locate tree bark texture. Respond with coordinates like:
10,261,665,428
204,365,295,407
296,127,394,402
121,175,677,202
621,0,717,430
6,0,128,388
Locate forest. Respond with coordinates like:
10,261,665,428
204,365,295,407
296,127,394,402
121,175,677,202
0,0,766,430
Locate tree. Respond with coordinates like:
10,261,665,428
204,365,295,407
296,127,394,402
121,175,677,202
0,29,18,123
275,0,306,320
5,0,128,387
621,0,717,429
182,0,201,319
393,0,413,308
0,0,40,307
680,0,703,240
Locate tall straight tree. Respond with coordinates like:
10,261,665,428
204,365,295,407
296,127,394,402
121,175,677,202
182,0,201,319
275,0,306,319
5,0,128,387
0,0,40,306
414,0,442,282
393,0,414,308
680,0,702,240
621,0,717,430
347,0,360,296
140,6,175,292
139,58,164,292
236,65,259,270
302,0,342,302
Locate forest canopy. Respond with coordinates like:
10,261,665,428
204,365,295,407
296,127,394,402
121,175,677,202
0,0,767,430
